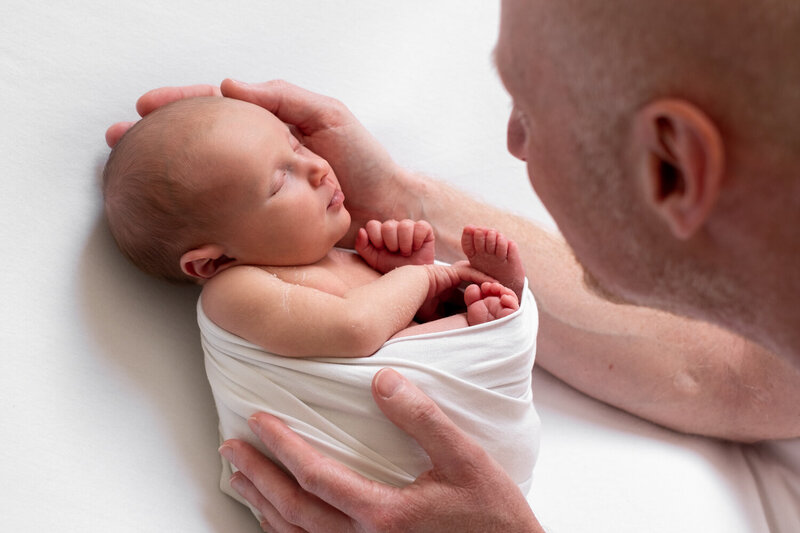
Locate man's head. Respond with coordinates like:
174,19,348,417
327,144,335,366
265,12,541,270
103,97,349,283
496,0,800,328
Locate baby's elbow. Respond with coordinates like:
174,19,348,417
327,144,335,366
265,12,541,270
336,311,382,357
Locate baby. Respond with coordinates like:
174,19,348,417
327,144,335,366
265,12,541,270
104,97,523,345
103,97,540,514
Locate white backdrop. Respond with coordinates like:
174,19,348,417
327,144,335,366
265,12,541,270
1,1,778,531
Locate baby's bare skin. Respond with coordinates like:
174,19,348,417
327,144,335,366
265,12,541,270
461,225,526,300
461,226,524,325
358,220,524,330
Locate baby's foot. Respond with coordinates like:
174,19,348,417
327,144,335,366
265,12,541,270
461,225,525,299
464,282,520,326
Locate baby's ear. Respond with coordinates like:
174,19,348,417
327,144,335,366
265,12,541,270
180,245,235,280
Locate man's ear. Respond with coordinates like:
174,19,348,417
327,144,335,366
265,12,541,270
180,245,236,280
634,99,725,239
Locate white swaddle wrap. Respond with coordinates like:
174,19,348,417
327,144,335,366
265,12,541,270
199,278,540,511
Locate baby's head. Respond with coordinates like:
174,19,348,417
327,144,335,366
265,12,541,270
103,97,349,283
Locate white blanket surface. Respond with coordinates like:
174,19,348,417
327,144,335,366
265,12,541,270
201,280,540,509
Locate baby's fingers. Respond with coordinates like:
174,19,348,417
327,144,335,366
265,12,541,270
364,220,385,250
355,228,379,266
451,261,496,285
397,220,417,256
413,221,434,251
380,220,400,252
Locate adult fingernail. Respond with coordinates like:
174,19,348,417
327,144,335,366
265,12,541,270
247,415,262,436
217,444,233,462
219,444,234,462
229,472,245,492
375,368,404,399
228,78,248,86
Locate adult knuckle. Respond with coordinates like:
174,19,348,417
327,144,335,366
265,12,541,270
258,518,278,533
408,398,440,426
293,459,324,493
316,96,349,123
368,506,403,533
274,488,305,526
269,78,290,89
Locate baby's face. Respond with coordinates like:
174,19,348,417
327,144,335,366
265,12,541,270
196,98,350,266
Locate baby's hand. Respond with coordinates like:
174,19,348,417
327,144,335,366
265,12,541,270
416,261,495,321
356,219,435,273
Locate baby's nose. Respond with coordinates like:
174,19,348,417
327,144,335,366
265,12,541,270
307,158,328,186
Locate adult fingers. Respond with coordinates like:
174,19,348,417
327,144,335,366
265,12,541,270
105,121,135,148
221,79,349,133
105,85,220,148
245,413,394,527
370,368,490,480
228,472,305,533
135,84,221,117
220,436,355,532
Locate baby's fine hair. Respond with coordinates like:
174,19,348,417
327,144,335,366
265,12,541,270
102,98,223,283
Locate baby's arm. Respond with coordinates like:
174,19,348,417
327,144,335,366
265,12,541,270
201,263,491,358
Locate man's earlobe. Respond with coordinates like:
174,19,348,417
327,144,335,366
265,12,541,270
180,245,236,280
635,99,725,239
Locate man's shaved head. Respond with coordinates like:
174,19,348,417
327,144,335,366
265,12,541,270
497,0,800,356
510,0,800,150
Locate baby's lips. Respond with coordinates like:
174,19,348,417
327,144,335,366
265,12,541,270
328,189,345,209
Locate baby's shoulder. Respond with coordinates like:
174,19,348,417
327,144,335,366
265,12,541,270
199,265,292,331
206,264,281,287
202,264,282,304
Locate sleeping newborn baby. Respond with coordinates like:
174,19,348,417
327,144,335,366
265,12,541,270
102,96,540,518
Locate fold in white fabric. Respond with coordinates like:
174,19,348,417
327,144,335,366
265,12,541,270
199,278,540,513
742,438,800,532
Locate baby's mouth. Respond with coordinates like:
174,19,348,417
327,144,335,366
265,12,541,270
328,189,345,209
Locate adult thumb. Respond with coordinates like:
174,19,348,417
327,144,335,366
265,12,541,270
371,368,485,477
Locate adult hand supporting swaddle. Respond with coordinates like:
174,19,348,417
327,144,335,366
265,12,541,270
219,370,544,533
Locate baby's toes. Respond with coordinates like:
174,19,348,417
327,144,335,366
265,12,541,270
499,292,520,312
461,226,478,258
466,298,492,326
495,234,509,259
463,283,483,307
